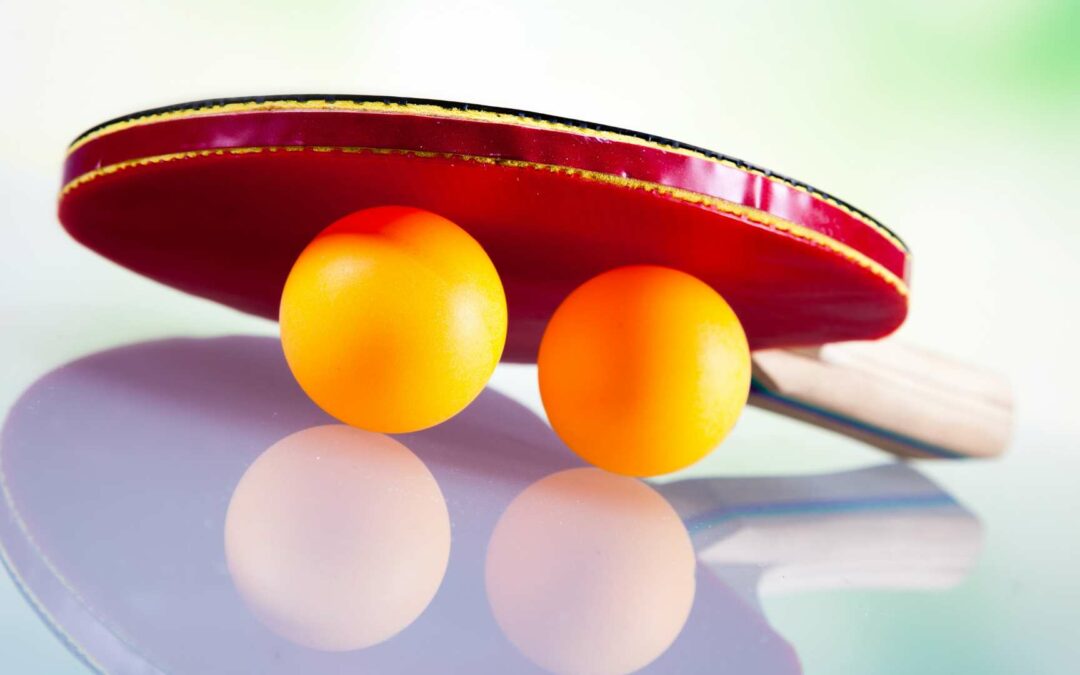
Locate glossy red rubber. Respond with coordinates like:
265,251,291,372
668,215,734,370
59,96,910,359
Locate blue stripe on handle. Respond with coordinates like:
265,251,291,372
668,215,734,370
750,377,966,460
683,492,959,533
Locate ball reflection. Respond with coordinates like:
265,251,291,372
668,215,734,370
485,468,696,675
225,424,450,651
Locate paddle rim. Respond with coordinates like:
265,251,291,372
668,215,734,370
63,93,908,255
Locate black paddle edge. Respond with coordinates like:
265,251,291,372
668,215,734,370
69,93,907,252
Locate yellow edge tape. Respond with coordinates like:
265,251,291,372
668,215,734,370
67,99,908,253
60,145,909,299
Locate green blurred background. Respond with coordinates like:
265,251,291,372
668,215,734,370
1,1,1077,672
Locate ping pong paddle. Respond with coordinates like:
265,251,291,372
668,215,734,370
57,95,1012,459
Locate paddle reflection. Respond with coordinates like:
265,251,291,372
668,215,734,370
0,336,980,675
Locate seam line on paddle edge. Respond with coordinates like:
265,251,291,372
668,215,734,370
59,145,910,300
0,452,161,673
0,545,106,674
64,98,909,253
1,408,175,673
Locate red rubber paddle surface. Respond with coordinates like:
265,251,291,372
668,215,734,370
59,95,910,361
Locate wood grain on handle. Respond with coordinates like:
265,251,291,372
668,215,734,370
749,342,1013,459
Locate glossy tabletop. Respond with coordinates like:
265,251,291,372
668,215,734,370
3,2,1079,673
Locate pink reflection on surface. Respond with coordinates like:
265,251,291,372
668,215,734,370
226,425,450,651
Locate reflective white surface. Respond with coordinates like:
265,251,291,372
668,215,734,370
2,1,1078,672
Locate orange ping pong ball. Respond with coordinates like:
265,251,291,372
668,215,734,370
280,206,507,433
538,265,750,477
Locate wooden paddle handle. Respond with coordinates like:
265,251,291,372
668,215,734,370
749,341,1013,459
